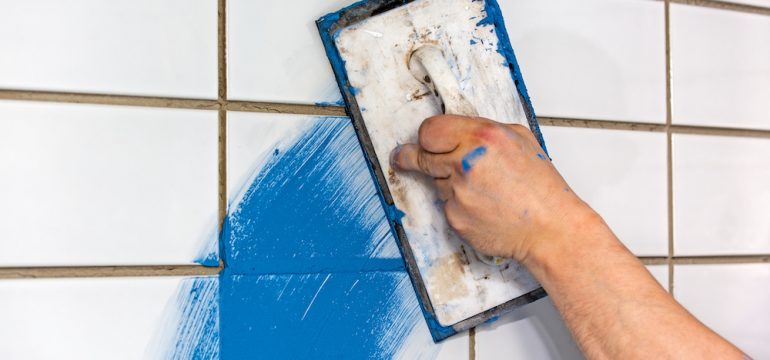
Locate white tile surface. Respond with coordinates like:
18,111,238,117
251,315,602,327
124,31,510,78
542,126,668,256
0,101,219,266
0,276,215,360
671,4,770,130
502,0,666,123
226,112,314,205
227,0,349,104
0,0,217,99
675,264,770,358
673,134,770,255
476,297,583,360
647,264,669,290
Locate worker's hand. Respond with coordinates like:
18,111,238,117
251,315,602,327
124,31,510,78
390,115,596,263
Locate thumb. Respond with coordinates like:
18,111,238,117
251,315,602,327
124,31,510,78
390,144,452,178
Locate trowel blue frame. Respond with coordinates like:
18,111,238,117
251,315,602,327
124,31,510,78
317,0,548,342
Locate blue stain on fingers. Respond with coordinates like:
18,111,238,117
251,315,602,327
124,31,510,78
461,146,488,172
536,153,547,160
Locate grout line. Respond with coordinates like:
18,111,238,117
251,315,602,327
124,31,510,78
469,327,476,360
670,0,770,16
2,255,763,280
664,0,675,295
538,117,665,132
0,89,220,110
670,255,770,264
639,257,669,265
217,0,228,263
225,101,346,116
2,89,769,138
218,0,227,102
639,255,770,265
0,265,222,279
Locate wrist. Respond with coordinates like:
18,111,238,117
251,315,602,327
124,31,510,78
520,206,618,285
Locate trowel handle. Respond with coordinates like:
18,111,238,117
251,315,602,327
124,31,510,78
409,46,478,117
409,46,505,267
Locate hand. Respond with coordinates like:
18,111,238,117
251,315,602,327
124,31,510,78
390,115,595,263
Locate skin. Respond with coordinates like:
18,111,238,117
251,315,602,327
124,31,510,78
390,114,747,360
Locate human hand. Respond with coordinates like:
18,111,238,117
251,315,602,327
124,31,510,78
390,115,595,263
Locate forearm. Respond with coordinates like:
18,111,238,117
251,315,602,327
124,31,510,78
523,209,744,360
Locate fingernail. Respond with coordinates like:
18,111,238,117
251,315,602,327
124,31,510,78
390,144,403,169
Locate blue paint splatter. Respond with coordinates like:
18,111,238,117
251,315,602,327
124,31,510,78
536,153,547,160
223,118,402,274
461,146,488,172
220,271,437,359
469,39,477,45
155,277,219,359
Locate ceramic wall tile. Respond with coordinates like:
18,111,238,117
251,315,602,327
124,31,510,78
675,264,770,358
227,0,351,104
0,276,218,360
0,101,219,266
219,271,467,359
647,264,669,290
673,134,770,255
501,0,666,123
475,297,583,360
225,112,400,273
541,126,668,256
0,0,217,99
671,4,770,130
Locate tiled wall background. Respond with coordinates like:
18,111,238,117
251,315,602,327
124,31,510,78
1,0,769,359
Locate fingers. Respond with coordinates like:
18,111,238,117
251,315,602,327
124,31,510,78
391,143,454,178
418,115,481,153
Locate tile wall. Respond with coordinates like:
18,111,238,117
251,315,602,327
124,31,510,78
0,0,768,358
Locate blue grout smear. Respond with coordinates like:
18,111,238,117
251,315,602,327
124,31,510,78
163,277,220,360
222,118,403,274
220,270,436,359
461,146,488,172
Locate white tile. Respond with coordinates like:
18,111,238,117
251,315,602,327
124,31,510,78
675,264,770,358
647,264,669,290
0,276,218,360
227,0,350,104
476,297,583,360
671,4,770,130
673,134,770,255
0,0,217,99
0,101,219,266
502,0,666,123
542,126,668,256
226,112,314,206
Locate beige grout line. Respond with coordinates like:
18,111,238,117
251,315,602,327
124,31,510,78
670,0,770,16
0,265,222,279
218,0,228,251
538,117,665,132
639,255,770,265
671,255,770,264
664,0,675,296
3,88,770,138
226,100,346,116
0,89,220,110
469,327,476,360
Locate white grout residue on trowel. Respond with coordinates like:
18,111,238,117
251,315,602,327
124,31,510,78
335,0,539,327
